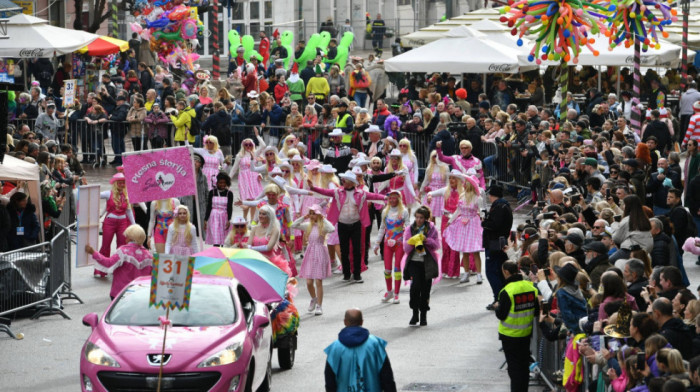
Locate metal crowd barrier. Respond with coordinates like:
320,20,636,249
0,206,78,340
529,319,565,391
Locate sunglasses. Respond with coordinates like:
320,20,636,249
281,170,290,174
610,171,618,174
233,224,246,228
287,140,295,144
265,152,275,156
206,141,214,144
593,226,605,229
244,143,254,147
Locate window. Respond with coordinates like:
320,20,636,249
398,0,411,5
231,3,244,20
250,22,260,37
264,1,272,18
250,1,260,19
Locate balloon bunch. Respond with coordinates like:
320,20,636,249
129,0,206,71
500,0,612,64
604,0,677,51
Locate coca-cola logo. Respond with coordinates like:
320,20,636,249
488,64,515,72
19,48,44,57
625,56,653,65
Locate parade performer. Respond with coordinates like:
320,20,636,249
97,173,135,278
386,149,415,209
247,205,292,276
164,205,199,256
420,151,448,220
436,140,485,189
224,216,249,248
147,197,180,254
86,225,152,299
204,172,234,246
374,189,409,304
196,135,226,190
402,206,441,326
250,184,297,276
442,174,484,284
229,138,264,221
290,155,308,252
253,146,282,185
291,204,335,316
428,170,465,279
319,164,341,271
308,171,386,282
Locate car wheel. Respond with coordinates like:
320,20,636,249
244,362,254,392
256,358,272,392
277,334,296,370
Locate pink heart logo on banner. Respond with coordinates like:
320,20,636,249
155,172,176,191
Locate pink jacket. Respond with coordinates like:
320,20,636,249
92,242,153,298
437,148,485,189
310,185,386,227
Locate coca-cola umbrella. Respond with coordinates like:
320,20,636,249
0,14,99,58
384,26,535,74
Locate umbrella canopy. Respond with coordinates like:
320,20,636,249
386,26,529,74
0,14,99,58
193,247,288,303
77,36,129,56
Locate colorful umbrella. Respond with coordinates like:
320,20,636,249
193,247,288,303
76,36,129,56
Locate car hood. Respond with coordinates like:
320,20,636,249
87,322,248,371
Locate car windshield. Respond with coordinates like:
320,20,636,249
106,283,236,326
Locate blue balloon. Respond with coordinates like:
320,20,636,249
517,38,523,46
528,54,535,62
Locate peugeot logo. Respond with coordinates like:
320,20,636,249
147,353,172,366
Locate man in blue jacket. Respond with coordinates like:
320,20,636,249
324,308,396,392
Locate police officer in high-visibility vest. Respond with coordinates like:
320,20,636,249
495,260,539,392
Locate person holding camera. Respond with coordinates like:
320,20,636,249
402,206,440,326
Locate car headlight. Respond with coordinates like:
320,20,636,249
84,341,120,368
198,333,245,368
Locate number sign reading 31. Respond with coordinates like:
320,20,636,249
149,253,195,311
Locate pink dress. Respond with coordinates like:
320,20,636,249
325,183,340,246
170,226,194,256
299,226,332,279
91,242,153,298
252,236,282,259
206,192,231,245
388,172,416,207
441,189,461,277
444,199,483,253
199,149,224,190
422,171,446,216
236,155,263,200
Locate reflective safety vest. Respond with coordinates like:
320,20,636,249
498,280,538,338
337,112,351,128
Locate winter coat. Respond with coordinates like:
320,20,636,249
555,285,588,334
126,106,147,138
584,254,612,289
144,110,170,140
202,110,232,146
612,216,653,252
7,201,40,251
652,232,673,268
659,317,693,359
402,222,440,282
482,198,513,249
171,107,194,143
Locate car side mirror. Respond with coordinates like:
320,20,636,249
82,313,98,330
253,315,270,329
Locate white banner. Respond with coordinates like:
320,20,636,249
149,254,194,311
63,79,76,107
75,185,100,268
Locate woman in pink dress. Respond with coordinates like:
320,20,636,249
196,135,226,190
229,137,264,221
399,138,419,199
291,204,335,316
165,205,200,256
420,151,448,219
204,173,234,246
97,173,135,278
428,170,465,279
386,149,416,210
319,165,341,271
85,225,152,299
442,174,484,284
147,198,179,254
246,205,291,276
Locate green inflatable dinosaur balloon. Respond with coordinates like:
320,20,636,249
318,31,331,53
295,33,320,66
280,30,294,69
328,31,354,69
241,35,255,61
228,30,241,55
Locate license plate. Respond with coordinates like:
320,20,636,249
145,376,175,388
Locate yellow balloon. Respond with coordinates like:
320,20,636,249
505,5,511,12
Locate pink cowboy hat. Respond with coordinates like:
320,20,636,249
309,204,324,215
306,160,322,171
464,175,481,196
110,173,126,184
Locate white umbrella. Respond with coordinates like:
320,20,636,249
0,14,99,58
386,26,530,74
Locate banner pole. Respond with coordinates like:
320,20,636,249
156,307,170,392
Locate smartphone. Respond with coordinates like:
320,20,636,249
499,236,507,249
571,194,581,204
541,301,551,314
608,340,620,352
543,267,551,277
531,264,538,274
606,188,611,198
510,231,517,242
614,215,622,222
537,201,546,208
637,352,646,370
543,212,556,219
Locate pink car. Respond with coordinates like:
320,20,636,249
80,275,273,392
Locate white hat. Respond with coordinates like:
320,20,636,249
247,91,259,99
271,176,287,189
269,166,283,176
278,160,293,170
448,169,467,181
295,143,307,153
694,101,700,112
263,145,278,155
231,216,247,226
388,148,402,158
364,124,382,134
290,155,304,163
383,136,398,148
320,164,337,173
339,171,358,185
329,128,344,137
352,166,364,175
354,158,371,167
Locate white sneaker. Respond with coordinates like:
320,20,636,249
308,298,317,313
333,265,344,275
381,291,393,302
459,273,470,283
476,274,483,284
314,304,323,315
392,295,400,304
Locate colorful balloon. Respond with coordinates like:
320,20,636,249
605,0,676,50
228,30,241,55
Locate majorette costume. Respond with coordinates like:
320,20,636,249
148,199,179,247
98,173,135,277
376,189,409,303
